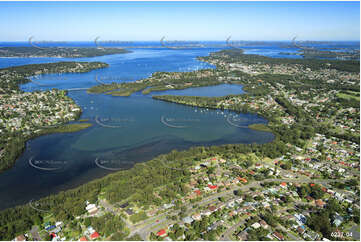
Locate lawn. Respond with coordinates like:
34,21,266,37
337,92,360,102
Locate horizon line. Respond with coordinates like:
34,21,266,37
0,40,360,42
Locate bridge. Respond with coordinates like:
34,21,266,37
66,88,88,91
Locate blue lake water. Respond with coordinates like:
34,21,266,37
0,47,275,210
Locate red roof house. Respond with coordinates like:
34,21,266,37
79,236,88,241
90,232,99,240
315,199,326,208
208,184,218,189
156,229,167,237
273,232,284,241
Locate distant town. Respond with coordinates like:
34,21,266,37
0,47,130,58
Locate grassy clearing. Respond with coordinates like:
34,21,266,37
248,123,272,132
40,123,92,135
337,92,360,102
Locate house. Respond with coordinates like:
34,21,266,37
251,222,261,229
255,163,262,169
194,190,201,196
201,210,212,216
163,203,174,209
125,208,134,215
79,236,88,241
280,182,287,188
333,214,344,227
87,226,95,235
55,222,63,227
90,232,99,240
304,231,319,241
88,207,98,215
50,233,58,241
207,184,218,190
208,205,217,212
183,216,194,224
119,202,129,208
15,235,26,241
334,192,344,201
238,177,248,183
297,226,305,235
294,214,307,225
259,220,269,229
85,204,96,211
86,204,98,215
192,213,202,221
156,229,167,237
227,200,235,208
327,189,335,195
147,209,158,217
272,232,284,241
315,199,326,208
262,202,270,209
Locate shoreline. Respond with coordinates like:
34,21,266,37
0,61,110,173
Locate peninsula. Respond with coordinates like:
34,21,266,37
0,61,108,172
0,46,130,58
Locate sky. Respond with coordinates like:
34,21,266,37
0,1,359,41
